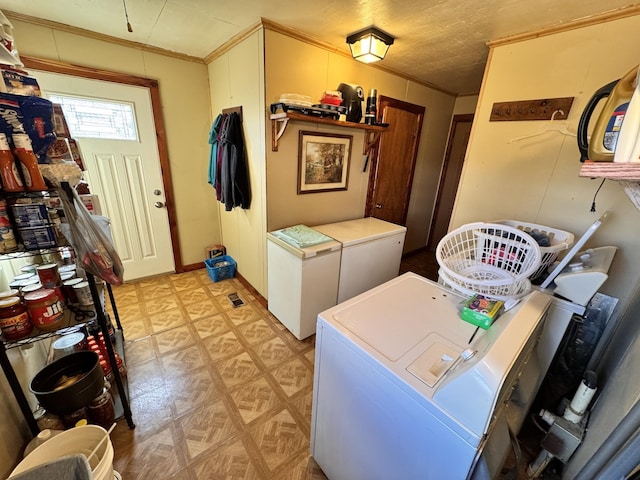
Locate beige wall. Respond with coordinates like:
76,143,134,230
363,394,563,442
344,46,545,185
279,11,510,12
264,30,456,252
450,15,640,477
453,94,479,115
451,15,640,314
207,30,268,295
9,19,218,270
207,27,457,295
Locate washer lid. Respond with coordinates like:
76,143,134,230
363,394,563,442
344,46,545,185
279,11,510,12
331,274,464,361
313,217,407,247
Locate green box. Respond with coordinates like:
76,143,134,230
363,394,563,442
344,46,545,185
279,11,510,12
460,295,504,330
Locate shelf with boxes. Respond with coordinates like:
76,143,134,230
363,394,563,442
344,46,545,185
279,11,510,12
0,191,69,255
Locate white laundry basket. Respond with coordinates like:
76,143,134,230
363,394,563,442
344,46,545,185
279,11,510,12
436,222,542,300
493,220,574,281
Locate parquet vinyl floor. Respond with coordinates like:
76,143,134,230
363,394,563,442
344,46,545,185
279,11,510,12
107,269,328,480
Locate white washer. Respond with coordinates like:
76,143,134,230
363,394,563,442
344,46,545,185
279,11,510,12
311,273,551,480
267,229,341,340
312,217,406,303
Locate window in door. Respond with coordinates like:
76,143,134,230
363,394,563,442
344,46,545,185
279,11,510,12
47,94,138,141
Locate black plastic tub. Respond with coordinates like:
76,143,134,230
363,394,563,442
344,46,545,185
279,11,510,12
30,350,104,415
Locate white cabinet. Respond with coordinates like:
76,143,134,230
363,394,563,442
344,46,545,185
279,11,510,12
267,232,340,340
313,217,406,303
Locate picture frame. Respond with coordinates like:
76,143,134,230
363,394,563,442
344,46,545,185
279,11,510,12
298,131,352,194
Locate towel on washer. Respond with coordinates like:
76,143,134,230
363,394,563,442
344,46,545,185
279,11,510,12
272,225,334,248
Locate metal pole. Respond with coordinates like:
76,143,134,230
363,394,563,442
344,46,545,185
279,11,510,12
86,273,135,429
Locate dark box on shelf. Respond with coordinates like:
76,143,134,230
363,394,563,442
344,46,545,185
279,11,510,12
17,225,57,250
11,204,50,227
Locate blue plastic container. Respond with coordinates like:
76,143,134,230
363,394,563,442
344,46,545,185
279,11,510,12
204,255,236,282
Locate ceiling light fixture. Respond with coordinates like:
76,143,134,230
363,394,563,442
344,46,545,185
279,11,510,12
346,26,394,64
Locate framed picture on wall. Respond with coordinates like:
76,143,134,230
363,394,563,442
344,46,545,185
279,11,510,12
298,131,352,194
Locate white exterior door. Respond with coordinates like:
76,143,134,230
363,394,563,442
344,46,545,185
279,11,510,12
34,71,175,281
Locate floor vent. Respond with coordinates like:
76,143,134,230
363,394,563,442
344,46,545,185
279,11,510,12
227,292,245,308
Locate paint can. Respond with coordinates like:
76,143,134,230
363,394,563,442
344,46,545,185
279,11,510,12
36,263,61,289
62,278,82,304
73,281,93,306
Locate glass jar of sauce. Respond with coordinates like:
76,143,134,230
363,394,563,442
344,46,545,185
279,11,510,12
0,296,32,340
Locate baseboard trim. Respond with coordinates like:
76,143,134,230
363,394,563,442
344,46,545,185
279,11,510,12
235,272,268,310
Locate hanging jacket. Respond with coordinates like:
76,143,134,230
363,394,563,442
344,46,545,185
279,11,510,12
208,113,223,188
218,112,251,210
215,114,229,201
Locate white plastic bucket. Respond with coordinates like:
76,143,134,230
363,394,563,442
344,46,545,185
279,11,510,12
10,425,114,480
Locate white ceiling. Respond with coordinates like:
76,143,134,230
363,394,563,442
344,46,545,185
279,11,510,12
1,1,639,95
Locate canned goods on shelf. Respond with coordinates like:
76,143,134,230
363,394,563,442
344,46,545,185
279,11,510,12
36,263,61,289
88,388,115,428
62,277,82,304
21,283,43,295
60,271,75,283
33,407,65,431
20,264,37,275
58,264,77,275
63,407,89,429
0,289,19,300
0,198,17,254
73,281,93,306
13,272,36,282
24,288,65,332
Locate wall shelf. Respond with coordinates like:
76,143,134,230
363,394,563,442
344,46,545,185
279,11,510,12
579,161,640,181
270,112,388,155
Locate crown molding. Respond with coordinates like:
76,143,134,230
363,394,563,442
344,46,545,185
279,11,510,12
488,4,640,48
203,20,263,64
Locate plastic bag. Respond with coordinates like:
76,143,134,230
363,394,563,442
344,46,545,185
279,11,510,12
59,184,124,285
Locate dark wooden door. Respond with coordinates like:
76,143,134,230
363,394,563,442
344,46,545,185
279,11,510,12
427,114,474,249
366,96,425,225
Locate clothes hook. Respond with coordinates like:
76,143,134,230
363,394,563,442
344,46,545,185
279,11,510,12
550,110,564,122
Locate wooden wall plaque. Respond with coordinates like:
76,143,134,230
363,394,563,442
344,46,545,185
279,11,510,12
490,97,574,121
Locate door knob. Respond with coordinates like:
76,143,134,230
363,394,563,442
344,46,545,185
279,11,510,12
154,201,165,208
375,203,382,209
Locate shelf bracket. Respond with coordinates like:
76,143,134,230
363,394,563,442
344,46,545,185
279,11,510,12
363,130,381,156
271,116,290,152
